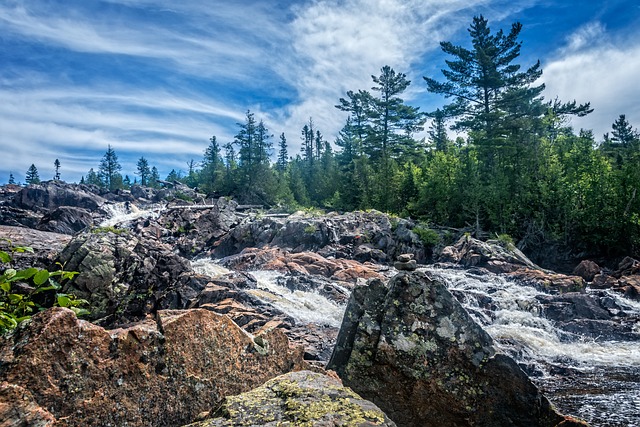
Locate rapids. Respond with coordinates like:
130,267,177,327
190,257,640,426
100,202,165,227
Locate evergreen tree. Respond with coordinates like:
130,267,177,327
123,175,132,188
611,114,638,148
8,173,15,185
25,164,40,184
201,136,223,192
428,109,450,152
185,159,199,188
149,167,160,188
99,145,122,190
166,169,180,181
86,168,102,186
136,157,151,186
53,159,61,181
277,133,288,172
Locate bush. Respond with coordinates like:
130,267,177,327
0,242,87,335
413,225,441,247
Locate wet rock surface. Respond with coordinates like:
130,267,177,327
0,225,72,270
441,236,586,293
186,370,396,427
328,271,579,427
0,307,306,427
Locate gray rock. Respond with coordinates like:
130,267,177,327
327,271,577,427
186,370,396,427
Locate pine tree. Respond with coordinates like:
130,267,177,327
136,157,151,186
428,109,450,152
99,145,122,190
25,164,40,184
8,173,15,185
123,175,132,188
611,114,638,148
53,159,61,181
86,168,101,186
149,167,160,188
201,136,223,192
277,133,288,172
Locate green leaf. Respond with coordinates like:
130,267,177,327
69,307,91,317
57,294,72,308
13,268,38,280
0,282,10,293
4,269,16,280
8,293,23,303
33,270,50,286
0,251,11,263
13,246,34,254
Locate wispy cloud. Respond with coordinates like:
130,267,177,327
543,21,640,138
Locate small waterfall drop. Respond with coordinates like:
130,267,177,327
100,202,164,227
425,266,640,427
248,270,345,328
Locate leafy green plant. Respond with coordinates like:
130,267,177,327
413,225,441,247
91,226,127,235
304,224,317,234
496,233,516,250
0,242,87,335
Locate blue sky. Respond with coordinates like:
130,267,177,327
2,0,640,184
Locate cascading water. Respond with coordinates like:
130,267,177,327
100,202,165,227
190,256,639,426
425,266,640,427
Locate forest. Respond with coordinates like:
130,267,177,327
15,16,640,261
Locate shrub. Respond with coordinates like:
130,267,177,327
0,242,87,335
413,225,441,247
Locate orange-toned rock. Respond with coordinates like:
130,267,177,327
0,307,306,427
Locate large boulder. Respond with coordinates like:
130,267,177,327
12,181,105,212
0,307,307,427
0,225,72,270
327,271,582,427
186,370,396,427
441,236,586,293
36,206,94,234
212,210,427,263
54,228,197,325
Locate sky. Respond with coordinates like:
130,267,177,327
2,0,640,184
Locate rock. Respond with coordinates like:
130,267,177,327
185,370,396,427
36,206,93,235
397,253,414,263
212,210,427,263
327,271,576,427
219,246,384,283
0,307,306,427
12,181,105,212
394,259,417,271
439,235,538,272
0,225,72,270
0,382,56,427
572,260,601,282
536,293,611,322
507,269,586,294
54,228,197,325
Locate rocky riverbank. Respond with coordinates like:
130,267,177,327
2,182,638,425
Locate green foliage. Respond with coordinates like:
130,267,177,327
304,225,317,234
413,225,440,247
91,226,127,235
0,243,86,335
25,164,40,184
496,233,515,250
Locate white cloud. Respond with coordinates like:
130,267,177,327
542,22,640,138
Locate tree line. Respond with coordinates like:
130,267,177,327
10,16,640,258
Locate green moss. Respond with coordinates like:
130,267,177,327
91,226,127,235
303,225,317,234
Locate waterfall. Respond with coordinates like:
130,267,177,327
425,266,640,427
100,202,165,227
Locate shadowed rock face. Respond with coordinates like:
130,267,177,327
327,271,580,427
0,308,307,427
187,370,397,427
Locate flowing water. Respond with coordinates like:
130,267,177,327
100,202,165,227
424,267,640,427
190,257,640,426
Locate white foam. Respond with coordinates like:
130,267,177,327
248,270,345,328
426,267,640,368
100,202,164,227
191,259,232,278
